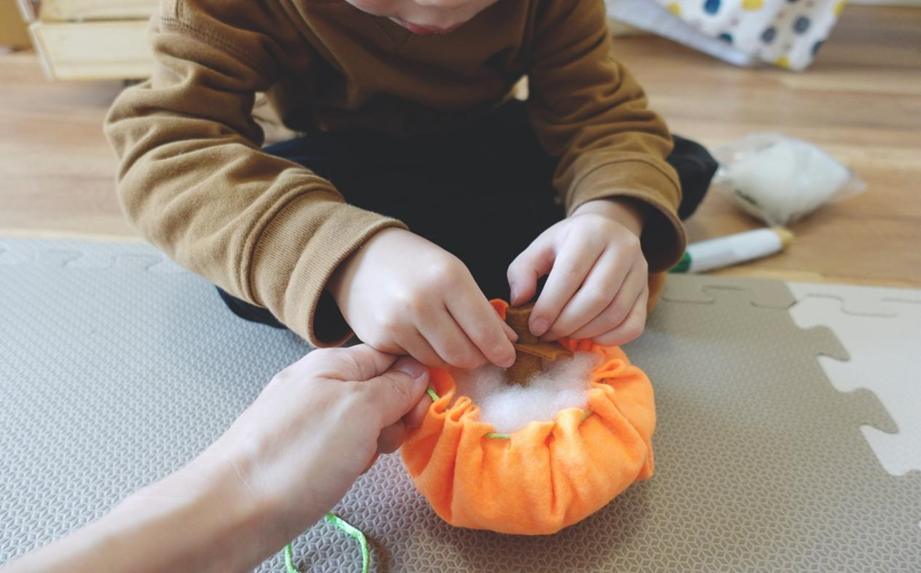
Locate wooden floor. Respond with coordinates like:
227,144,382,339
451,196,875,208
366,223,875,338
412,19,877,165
1,6,919,286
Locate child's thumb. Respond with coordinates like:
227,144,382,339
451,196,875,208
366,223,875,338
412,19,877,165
366,357,429,427
507,238,554,306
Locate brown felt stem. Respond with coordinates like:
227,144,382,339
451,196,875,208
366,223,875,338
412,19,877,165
504,304,571,385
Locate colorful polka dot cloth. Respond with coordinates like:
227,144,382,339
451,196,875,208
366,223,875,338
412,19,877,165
608,0,847,70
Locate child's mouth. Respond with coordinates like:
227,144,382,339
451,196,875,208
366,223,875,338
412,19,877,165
391,17,459,35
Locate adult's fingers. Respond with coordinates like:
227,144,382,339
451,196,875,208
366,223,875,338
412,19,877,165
377,421,407,454
404,395,431,431
445,286,516,368
567,262,646,340
293,345,398,383
363,356,429,427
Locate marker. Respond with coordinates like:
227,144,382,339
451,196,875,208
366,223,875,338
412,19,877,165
670,227,794,273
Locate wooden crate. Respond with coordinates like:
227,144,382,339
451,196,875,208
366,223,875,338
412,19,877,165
1,0,32,48
29,19,153,80
19,0,157,80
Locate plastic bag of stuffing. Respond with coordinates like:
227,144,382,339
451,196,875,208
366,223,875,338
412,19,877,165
401,300,656,535
712,133,866,226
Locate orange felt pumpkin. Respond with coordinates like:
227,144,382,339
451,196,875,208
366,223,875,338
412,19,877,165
401,300,656,535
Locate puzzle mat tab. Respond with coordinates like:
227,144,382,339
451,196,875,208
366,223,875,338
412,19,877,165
1,238,919,572
786,282,921,477
663,274,921,478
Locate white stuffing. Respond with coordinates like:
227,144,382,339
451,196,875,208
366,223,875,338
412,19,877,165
451,352,600,434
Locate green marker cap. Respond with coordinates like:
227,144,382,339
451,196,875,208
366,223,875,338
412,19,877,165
670,251,692,274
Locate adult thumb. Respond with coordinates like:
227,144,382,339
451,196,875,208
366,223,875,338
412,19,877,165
365,357,429,427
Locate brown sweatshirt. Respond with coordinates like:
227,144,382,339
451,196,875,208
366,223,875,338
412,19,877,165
104,0,687,347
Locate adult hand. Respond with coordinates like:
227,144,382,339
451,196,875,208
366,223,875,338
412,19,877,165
1,345,431,573
204,345,432,540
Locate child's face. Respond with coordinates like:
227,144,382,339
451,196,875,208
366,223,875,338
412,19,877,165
345,0,499,35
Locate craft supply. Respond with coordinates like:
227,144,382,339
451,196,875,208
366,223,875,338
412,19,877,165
402,299,656,535
670,227,793,273
283,512,370,573
712,133,865,225
504,303,571,385
451,352,599,434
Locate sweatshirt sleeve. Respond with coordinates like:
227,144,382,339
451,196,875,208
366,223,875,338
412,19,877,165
104,0,405,346
527,0,687,271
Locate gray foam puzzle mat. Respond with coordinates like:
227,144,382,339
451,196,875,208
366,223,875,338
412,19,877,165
1,238,920,572
787,283,921,478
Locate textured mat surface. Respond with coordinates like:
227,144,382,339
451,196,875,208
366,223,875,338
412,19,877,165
787,282,921,478
1,238,919,572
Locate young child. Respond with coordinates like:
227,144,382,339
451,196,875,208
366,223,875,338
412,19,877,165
105,0,714,370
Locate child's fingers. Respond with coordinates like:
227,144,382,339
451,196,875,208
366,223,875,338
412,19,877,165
530,236,602,338
593,287,649,347
418,307,487,369
541,248,629,341
506,232,556,306
500,321,519,343
569,265,646,340
398,332,447,369
446,290,517,368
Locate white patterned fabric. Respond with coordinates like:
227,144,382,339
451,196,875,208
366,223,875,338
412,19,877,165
608,0,846,70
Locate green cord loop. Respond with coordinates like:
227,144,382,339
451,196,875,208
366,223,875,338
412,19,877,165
282,512,370,573
283,543,297,573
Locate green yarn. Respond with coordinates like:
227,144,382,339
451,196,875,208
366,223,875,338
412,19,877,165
283,543,297,573
282,512,370,573
324,512,371,573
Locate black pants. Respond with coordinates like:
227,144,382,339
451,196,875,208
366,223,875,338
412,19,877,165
218,102,717,329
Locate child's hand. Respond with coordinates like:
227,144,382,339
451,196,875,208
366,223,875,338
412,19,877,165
507,198,649,346
329,228,518,369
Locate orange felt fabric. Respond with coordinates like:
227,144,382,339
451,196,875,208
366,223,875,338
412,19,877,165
401,300,656,535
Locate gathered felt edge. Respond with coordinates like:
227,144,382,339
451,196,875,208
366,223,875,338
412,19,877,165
414,299,650,443
422,341,638,442
425,385,593,441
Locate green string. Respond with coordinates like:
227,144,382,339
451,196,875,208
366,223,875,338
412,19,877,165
282,512,370,573
283,543,297,573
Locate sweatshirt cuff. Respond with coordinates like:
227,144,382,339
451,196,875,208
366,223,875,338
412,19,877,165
249,191,407,346
566,155,688,272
